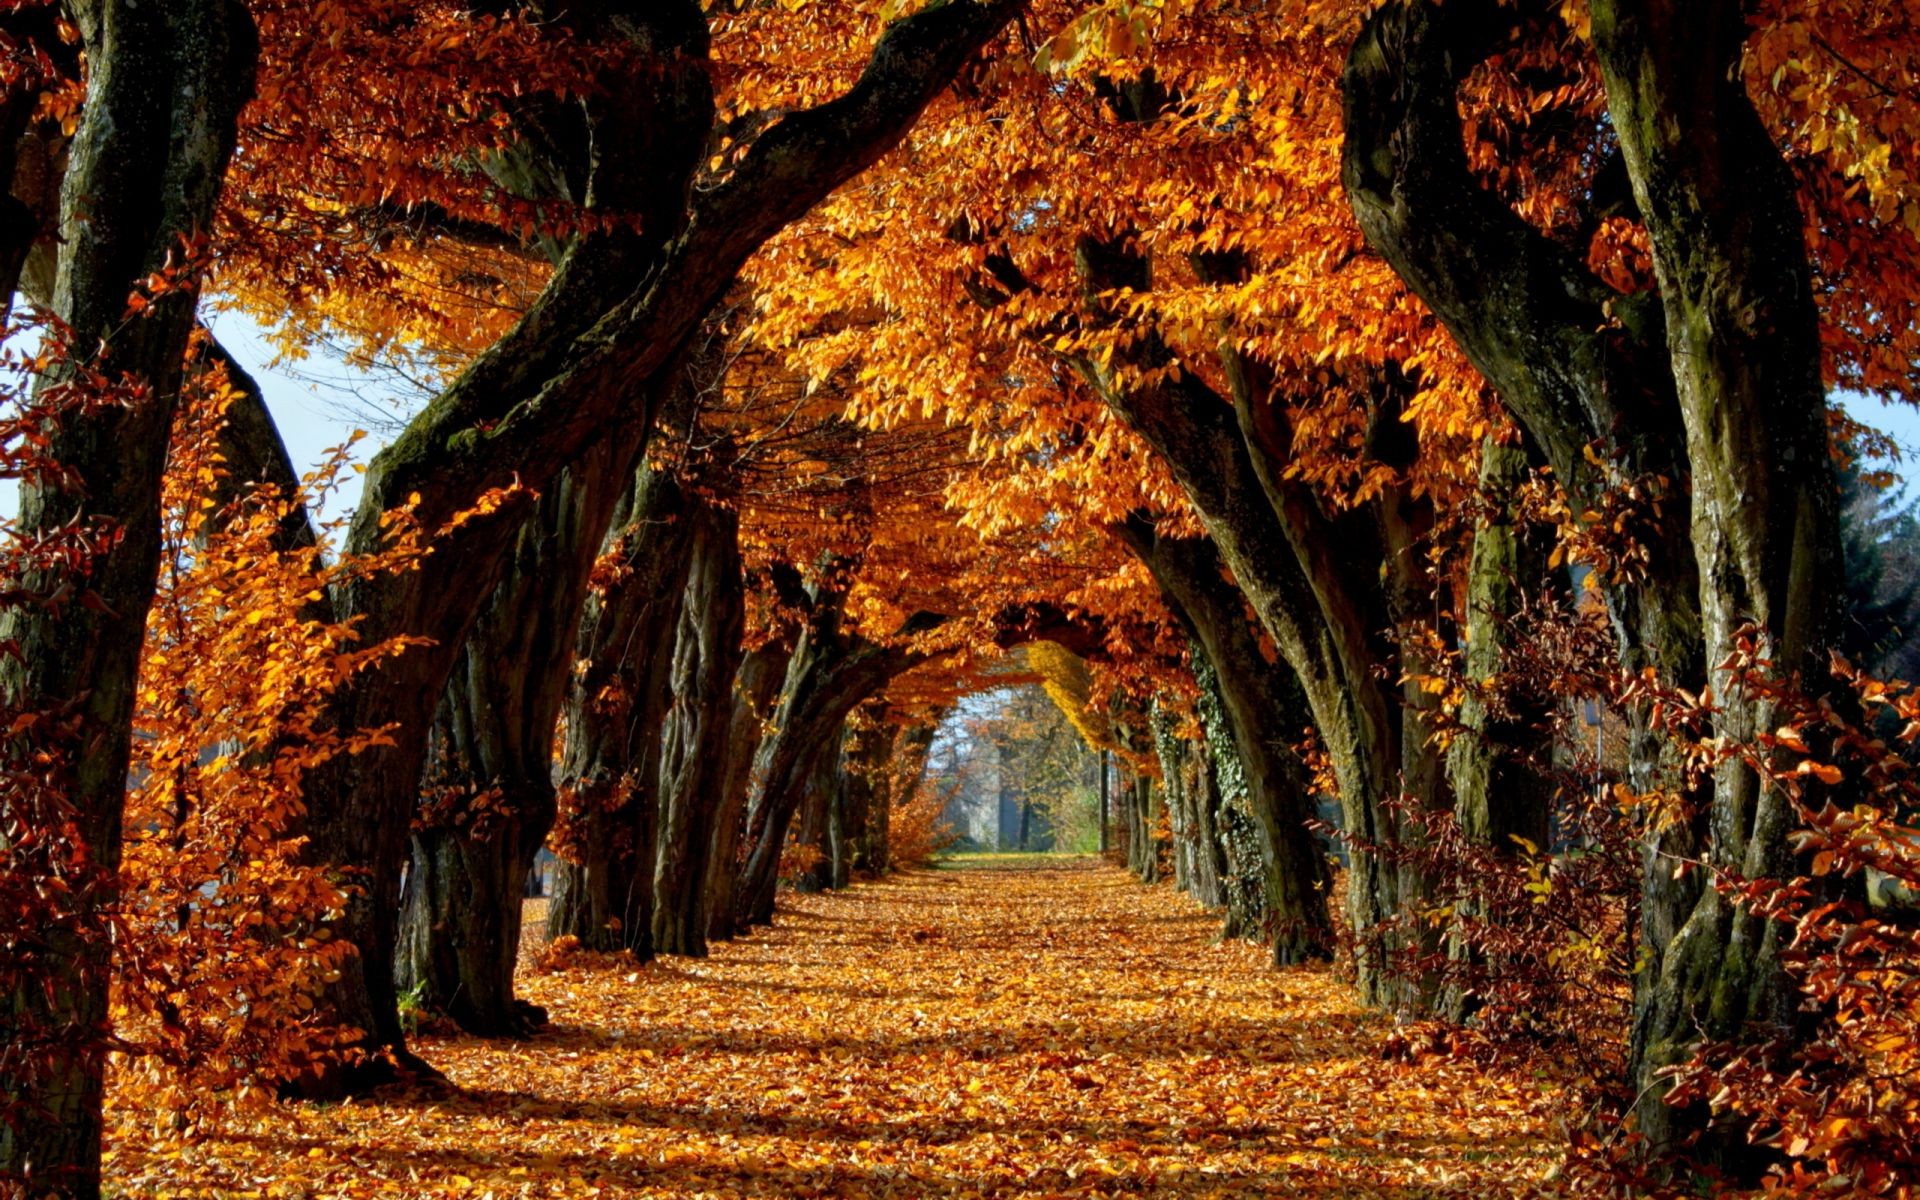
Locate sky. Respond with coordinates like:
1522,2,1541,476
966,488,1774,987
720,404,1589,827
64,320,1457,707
206,311,397,522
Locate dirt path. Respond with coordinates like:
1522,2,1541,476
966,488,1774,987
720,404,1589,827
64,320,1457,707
105,859,1563,1197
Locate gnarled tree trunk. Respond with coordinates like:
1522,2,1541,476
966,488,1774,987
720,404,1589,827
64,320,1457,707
1119,518,1334,964
396,421,651,1036
1591,0,1844,1149
1343,0,1842,1151
287,1,1022,1089
650,497,746,957
545,463,698,958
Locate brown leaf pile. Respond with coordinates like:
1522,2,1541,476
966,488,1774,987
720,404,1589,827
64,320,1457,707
103,858,1566,1197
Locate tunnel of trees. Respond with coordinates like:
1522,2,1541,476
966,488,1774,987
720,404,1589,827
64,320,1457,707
2,1,1919,1196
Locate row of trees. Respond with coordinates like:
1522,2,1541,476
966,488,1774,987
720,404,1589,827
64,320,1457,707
2,0,1917,1196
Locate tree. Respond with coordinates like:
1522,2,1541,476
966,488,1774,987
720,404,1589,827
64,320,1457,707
0,3,254,1192
1342,0,1863,1148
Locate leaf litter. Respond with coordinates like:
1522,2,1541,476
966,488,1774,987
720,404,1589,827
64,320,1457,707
103,857,1564,1197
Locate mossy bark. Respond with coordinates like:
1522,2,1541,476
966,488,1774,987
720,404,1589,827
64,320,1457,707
1591,0,1844,1150
1344,0,1844,1153
1441,436,1556,1021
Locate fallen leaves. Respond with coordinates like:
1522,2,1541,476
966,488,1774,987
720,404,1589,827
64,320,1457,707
103,859,1566,1197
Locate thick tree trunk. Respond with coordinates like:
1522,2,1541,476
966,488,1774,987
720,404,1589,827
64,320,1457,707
1126,771,1161,883
1118,519,1334,965
839,717,892,877
1152,704,1224,905
1341,0,1708,1025
1447,439,1555,856
396,420,651,1036
650,498,746,957
1590,0,1845,1149
545,465,698,958
0,4,251,1193
1151,704,1193,891
703,634,795,941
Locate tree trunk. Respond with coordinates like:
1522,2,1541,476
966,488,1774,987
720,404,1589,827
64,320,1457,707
839,716,892,877
1341,0,1843,1150
1098,749,1111,854
0,4,251,1193
1191,652,1273,943
1117,518,1334,964
702,632,795,941
1062,238,1403,1002
545,464,698,958
1150,702,1195,893
872,720,936,874
396,421,651,1036
1590,0,1844,1149
1185,745,1229,908
650,498,745,957
1441,436,1556,1021
794,742,839,894
735,580,941,928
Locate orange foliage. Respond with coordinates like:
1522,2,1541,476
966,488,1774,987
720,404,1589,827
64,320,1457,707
111,348,430,1116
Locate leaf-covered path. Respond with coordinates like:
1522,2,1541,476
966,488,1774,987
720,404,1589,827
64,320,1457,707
106,859,1563,1197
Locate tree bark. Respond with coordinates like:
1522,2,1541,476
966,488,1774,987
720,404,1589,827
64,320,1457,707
1590,0,1844,1148
839,716,892,878
702,630,796,941
395,413,658,1035
1118,518,1334,964
1442,436,1556,1020
1342,0,1843,1149
794,738,840,894
0,3,252,1193
734,584,943,927
544,463,698,958
650,496,746,957
1191,652,1273,942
